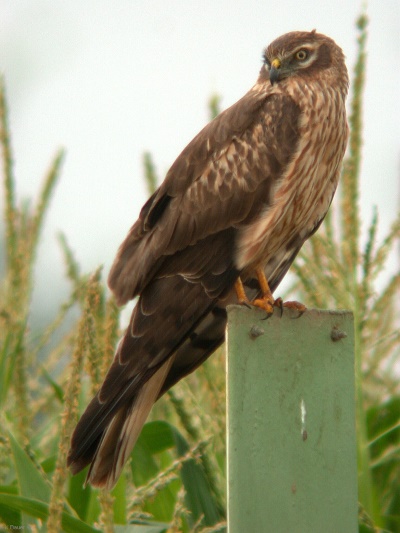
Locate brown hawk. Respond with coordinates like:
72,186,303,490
68,30,349,488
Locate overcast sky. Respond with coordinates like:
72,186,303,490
1,1,399,323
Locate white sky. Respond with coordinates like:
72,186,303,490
0,1,399,323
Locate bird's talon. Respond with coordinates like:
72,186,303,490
274,297,284,317
260,313,272,321
252,297,274,317
239,299,252,310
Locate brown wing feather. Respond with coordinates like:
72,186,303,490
108,92,301,305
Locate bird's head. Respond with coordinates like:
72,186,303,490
261,30,347,90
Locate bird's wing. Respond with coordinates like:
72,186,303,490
68,90,302,488
108,89,301,304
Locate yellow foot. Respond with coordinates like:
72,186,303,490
252,296,274,316
234,275,306,319
234,276,274,317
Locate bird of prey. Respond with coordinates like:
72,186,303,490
68,30,349,489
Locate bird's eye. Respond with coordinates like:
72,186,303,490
295,49,308,61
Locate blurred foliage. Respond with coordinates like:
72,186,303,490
0,11,399,533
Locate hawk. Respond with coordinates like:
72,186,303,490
68,30,349,488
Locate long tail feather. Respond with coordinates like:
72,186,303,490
86,355,175,488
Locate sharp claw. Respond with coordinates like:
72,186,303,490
274,297,284,317
260,312,273,321
239,299,252,310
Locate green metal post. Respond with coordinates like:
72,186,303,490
226,306,357,533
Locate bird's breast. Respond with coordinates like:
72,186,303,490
236,84,348,279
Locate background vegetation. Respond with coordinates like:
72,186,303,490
0,13,399,533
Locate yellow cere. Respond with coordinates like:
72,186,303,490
271,58,281,69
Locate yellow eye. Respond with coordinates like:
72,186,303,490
295,49,308,61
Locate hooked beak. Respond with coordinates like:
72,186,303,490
269,58,281,85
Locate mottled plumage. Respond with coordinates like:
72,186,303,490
68,30,349,488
